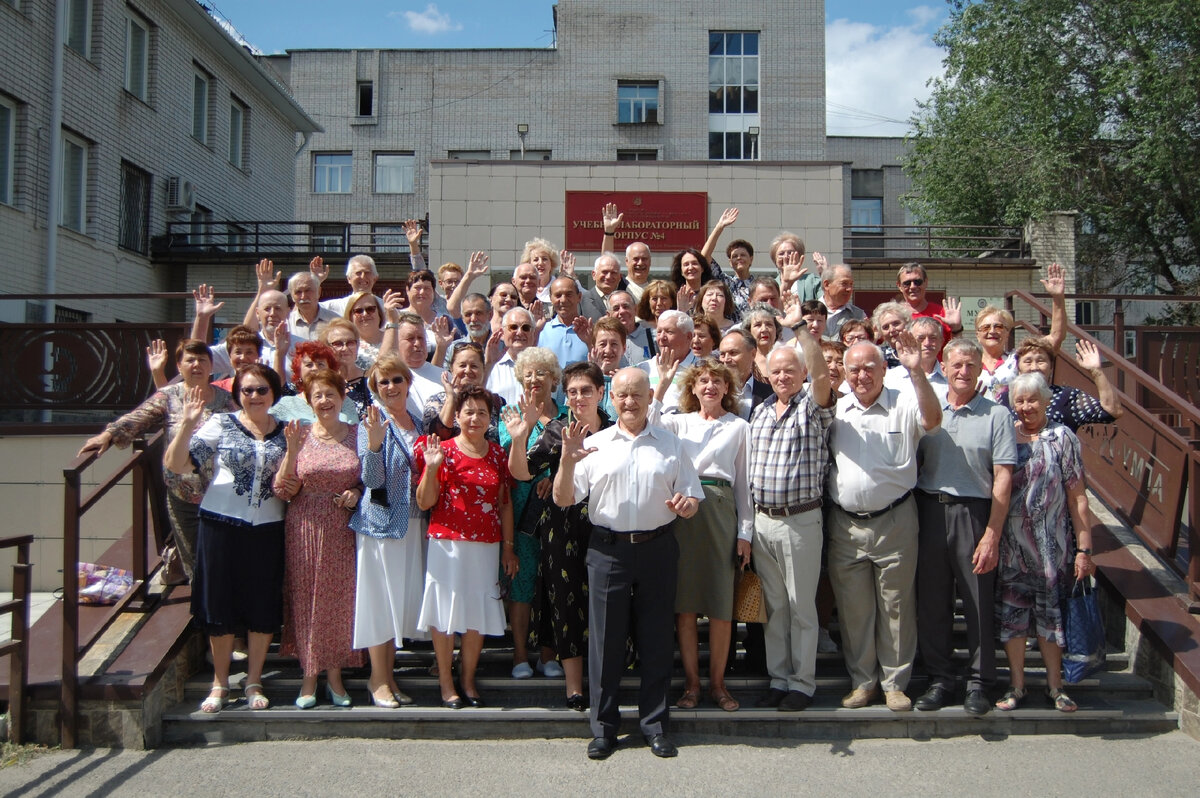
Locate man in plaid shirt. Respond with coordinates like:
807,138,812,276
747,328,836,711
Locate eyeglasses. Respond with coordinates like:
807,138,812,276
328,339,358,349
900,279,924,288
240,385,271,396
452,341,484,354
506,324,533,333
978,323,1010,333
377,376,406,387
352,305,378,316
523,369,554,379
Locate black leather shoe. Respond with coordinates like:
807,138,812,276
463,694,486,708
914,684,950,712
645,734,678,758
755,688,788,708
587,736,618,760
963,689,990,717
778,690,813,712
566,693,588,712
441,696,465,709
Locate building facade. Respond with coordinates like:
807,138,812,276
0,0,319,324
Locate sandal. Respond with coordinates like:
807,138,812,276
710,688,740,712
200,686,228,714
1047,687,1077,713
675,689,700,709
244,682,270,710
995,686,1026,711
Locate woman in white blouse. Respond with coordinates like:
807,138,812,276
653,357,754,712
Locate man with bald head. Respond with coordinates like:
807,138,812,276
554,367,703,760
255,289,299,380
511,262,541,310
748,330,836,711
826,335,941,712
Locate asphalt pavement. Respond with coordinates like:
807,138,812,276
0,732,1197,797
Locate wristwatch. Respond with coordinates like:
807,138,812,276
1075,548,1092,555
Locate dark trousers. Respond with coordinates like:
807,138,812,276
586,527,678,739
916,494,996,692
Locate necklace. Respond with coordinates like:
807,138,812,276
456,436,488,458
313,422,346,442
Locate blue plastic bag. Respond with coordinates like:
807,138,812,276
1061,576,1106,683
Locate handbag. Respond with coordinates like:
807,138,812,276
77,563,135,605
733,569,768,624
1061,576,1106,683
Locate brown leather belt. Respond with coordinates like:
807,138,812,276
755,497,823,518
592,523,673,545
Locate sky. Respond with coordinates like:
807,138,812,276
205,1,949,137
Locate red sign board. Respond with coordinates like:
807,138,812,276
564,191,708,251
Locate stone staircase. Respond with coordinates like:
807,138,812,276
161,617,1178,745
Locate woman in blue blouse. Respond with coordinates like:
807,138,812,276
166,363,288,714
349,354,427,708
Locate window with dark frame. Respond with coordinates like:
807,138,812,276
617,82,659,124
60,132,87,232
357,82,374,117
314,152,352,193
125,13,150,100
0,97,13,205
617,150,658,161
118,161,151,253
708,31,760,160
192,68,211,144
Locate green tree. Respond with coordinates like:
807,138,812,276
905,0,1200,295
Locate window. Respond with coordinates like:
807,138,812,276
371,224,408,253
1075,301,1098,326
192,69,210,144
509,149,551,161
708,31,760,160
314,153,352,193
125,13,149,100
617,82,659,124
0,97,13,205
66,0,90,57
118,161,150,253
850,169,884,233
373,152,413,193
310,223,347,252
617,149,658,161
229,99,246,167
357,82,374,117
60,132,87,232
448,150,491,160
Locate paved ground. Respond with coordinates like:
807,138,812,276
0,732,1197,797
0,593,56,644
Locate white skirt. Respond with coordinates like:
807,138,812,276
416,538,507,636
353,518,428,649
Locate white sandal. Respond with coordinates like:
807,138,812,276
200,686,229,713
244,682,270,710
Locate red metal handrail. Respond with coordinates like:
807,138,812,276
60,432,167,748
0,535,33,743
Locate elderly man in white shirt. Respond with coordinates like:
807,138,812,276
636,310,696,412
553,368,703,761
379,310,445,417
884,316,949,401
485,307,534,407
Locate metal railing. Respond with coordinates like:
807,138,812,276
0,535,33,744
843,224,1029,260
1006,291,1200,604
153,220,422,263
60,432,168,748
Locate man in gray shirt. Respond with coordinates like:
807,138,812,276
913,338,1016,716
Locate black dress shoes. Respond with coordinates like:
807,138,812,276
463,694,486,708
914,684,950,712
566,693,588,711
755,688,788,708
645,734,678,758
441,696,465,709
587,736,618,760
963,689,990,717
778,690,813,712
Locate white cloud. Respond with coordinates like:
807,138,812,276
825,11,947,137
394,4,463,35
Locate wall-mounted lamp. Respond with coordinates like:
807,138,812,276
516,123,530,135
747,126,760,160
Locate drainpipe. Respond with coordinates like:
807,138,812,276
42,0,67,423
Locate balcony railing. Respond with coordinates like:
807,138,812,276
844,224,1030,261
152,221,423,264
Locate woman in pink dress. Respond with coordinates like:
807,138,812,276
274,368,365,708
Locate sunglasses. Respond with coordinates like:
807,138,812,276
507,323,533,332
352,305,378,316
328,339,358,348
377,376,406,387
240,385,271,396
900,278,924,288
978,323,1010,333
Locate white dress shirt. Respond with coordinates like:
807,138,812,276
406,361,445,419
486,352,520,407
572,422,704,533
827,386,927,513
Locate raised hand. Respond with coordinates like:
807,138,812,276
432,315,455,347
559,250,577,279
655,351,682,386
502,392,539,442
364,405,389,451
440,369,456,396
192,284,224,317
146,339,169,375
943,296,962,330
811,251,828,273
571,314,594,347
716,207,739,229
529,300,546,336
602,203,624,232
255,258,281,292
894,330,922,371
273,319,289,345
484,327,503,368
666,492,698,519
1041,262,1066,298
423,434,445,471
676,284,697,314
181,385,206,428
779,249,807,285
382,288,405,321
308,255,328,284
559,420,597,465
1075,338,1102,371
466,250,489,280
403,219,423,249
283,419,306,451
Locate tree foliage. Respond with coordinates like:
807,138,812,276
905,0,1200,295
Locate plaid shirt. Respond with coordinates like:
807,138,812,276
749,389,835,509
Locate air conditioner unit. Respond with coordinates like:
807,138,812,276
165,177,198,212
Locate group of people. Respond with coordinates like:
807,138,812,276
77,204,1124,760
